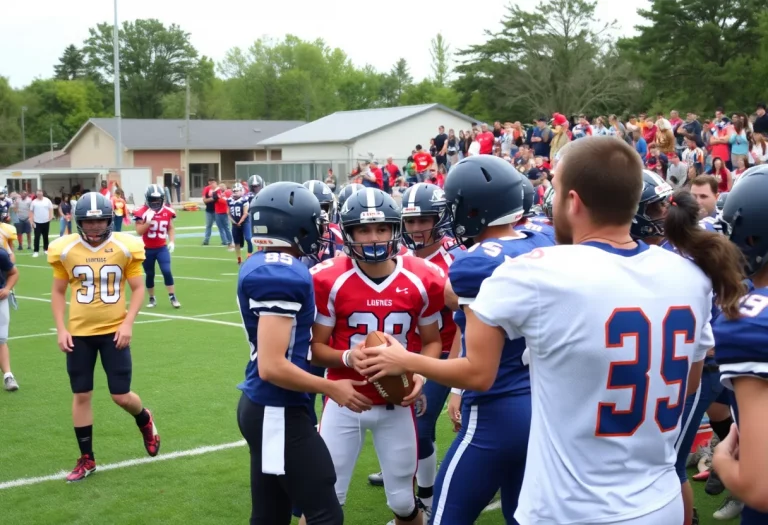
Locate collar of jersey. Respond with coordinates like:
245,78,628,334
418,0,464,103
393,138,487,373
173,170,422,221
352,255,403,294
582,240,649,257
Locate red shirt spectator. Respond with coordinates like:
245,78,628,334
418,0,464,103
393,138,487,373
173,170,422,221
370,165,384,189
710,123,732,166
476,131,495,154
413,151,434,173
384,159,401,187
213,188,228,214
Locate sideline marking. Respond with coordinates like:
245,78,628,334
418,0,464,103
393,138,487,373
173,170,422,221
9,319,172,341
173,276,222,282
0,440,247,490
14,296,242,328
193,311,239,318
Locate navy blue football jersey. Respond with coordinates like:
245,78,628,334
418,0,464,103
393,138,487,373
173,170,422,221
713,286,768,525
228,197,248,222
237,251,316,406
514,219,555,244
449,231,555,402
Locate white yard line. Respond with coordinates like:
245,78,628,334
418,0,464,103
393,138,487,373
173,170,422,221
220,273,238,276
14,296,242,328
192,311,239,318
9,332,57,341
171,255,235,262
0,440,247,490
173,276,222,282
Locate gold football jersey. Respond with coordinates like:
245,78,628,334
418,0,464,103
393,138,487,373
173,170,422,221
47,232,145,336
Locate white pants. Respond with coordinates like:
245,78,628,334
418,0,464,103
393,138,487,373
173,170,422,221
319,402,418,516
617,495,684,525
0,298,10,343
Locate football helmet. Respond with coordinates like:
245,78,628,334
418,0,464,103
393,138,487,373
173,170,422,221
337,183,364,210
443,155,524,244
74,192,114,245
248,175,265,195
631,170,673,240
145,184,165,212
232,185,244,198
303,180,336,219
339,187,401,262
543,186,555,219
0,187,7,200
721,165,768,276
520,174,536,218
716,191,728,213
249,182,325,256
400,183,448,250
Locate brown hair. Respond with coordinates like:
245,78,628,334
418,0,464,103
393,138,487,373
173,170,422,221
664,189,745,319
558,136,643,225
691,175,718,195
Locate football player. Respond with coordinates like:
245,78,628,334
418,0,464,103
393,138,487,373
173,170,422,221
309,187,444,525
0,208,17,263
133,184,181,309
0,187,12,220
395,182,461,517
713,165,768,523
228,185,252,264
514,173,555,242
237,182,368,525
359,155,554,524
48,192,160,483
246,174,264,200
462,138,740,524
303,180,342,259
0,241,18,392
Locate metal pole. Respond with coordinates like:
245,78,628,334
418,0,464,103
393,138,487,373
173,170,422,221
50,125,54,160
21,106,27,160
113,0,123,168
184,75,190,201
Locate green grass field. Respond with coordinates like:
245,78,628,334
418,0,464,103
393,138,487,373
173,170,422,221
0,211,737,524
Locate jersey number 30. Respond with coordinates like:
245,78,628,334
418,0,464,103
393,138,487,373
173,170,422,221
596,306,695,437
73,265,123,304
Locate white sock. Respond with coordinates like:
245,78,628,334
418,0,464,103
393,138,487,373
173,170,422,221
3,372,13,379
416,450,437,503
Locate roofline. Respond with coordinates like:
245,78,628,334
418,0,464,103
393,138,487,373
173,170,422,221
257,104,479,147
62,119,120,153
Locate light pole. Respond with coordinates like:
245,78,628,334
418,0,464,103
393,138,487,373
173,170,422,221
113,0,123,168
21,106,27,160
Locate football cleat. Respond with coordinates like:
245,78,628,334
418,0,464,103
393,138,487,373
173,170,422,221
368,471,384,487
705,468,726,495
4,375,18,391
66,455,96,482
713,496,744,520
170,297,181,309
139,409,161,457
147,296,157,308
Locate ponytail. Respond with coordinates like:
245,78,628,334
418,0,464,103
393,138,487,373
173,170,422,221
664,189,746,320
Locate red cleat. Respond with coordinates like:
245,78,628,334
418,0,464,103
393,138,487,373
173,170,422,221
66,455,96,483
139,410,161,457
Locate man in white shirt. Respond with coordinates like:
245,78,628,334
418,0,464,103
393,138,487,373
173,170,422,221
29,189,53,257
469,136,717,525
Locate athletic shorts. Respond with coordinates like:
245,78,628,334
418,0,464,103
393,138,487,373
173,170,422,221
66,333,132,395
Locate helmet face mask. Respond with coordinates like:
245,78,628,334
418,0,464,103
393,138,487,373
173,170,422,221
145,184,165,212
78,218,111,245
631,170,673,240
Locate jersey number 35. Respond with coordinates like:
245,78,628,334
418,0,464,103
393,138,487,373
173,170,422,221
596,306,695,438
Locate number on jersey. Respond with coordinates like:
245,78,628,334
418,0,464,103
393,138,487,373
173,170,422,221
264,252,293,265
73,265,123,304
348,311,413,348
147,220,169,239
740,294,768,318
596,306,695,437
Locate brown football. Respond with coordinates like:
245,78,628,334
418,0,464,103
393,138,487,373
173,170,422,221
365,331,415,405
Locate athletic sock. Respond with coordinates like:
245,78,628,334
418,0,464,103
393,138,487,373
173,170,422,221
3,371,13,379
74,425,93,458
134,408,151,428
168,293,176,300
711,417,733,442
416,450,437,504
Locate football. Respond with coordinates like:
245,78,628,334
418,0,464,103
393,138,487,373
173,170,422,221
364,331,415,405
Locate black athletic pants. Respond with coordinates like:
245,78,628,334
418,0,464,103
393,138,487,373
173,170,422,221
236,394,343,525
33,220,50,253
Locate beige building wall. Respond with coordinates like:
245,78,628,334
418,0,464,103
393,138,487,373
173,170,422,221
188,150,221,164
69,125,127,169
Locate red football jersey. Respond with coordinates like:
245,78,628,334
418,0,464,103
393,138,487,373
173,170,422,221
312,255,445,404
133,205,176,249
408,240,463,354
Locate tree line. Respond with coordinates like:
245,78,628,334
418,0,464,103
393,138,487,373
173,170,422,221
2,0,768,167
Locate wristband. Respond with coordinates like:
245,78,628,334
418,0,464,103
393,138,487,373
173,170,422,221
450,388,463,396
341,350,352,368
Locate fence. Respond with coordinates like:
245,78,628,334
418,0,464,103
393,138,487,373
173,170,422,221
235,159,409,190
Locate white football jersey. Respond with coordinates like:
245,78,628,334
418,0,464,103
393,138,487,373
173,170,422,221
471,242,713,525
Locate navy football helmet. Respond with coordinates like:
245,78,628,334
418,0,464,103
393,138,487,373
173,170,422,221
400,183,448,250
631,170,673,240
721,165,768,276
443,155,524,244
302,180,336,218
145,184,165,211
716,191,729,213
74,192,114,245
249,182,325,256
520,174,536,218
248,175,265,195
337,183,363,209
339,187,401,262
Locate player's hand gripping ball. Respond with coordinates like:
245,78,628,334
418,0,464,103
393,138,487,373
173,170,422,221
364,331,415,405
